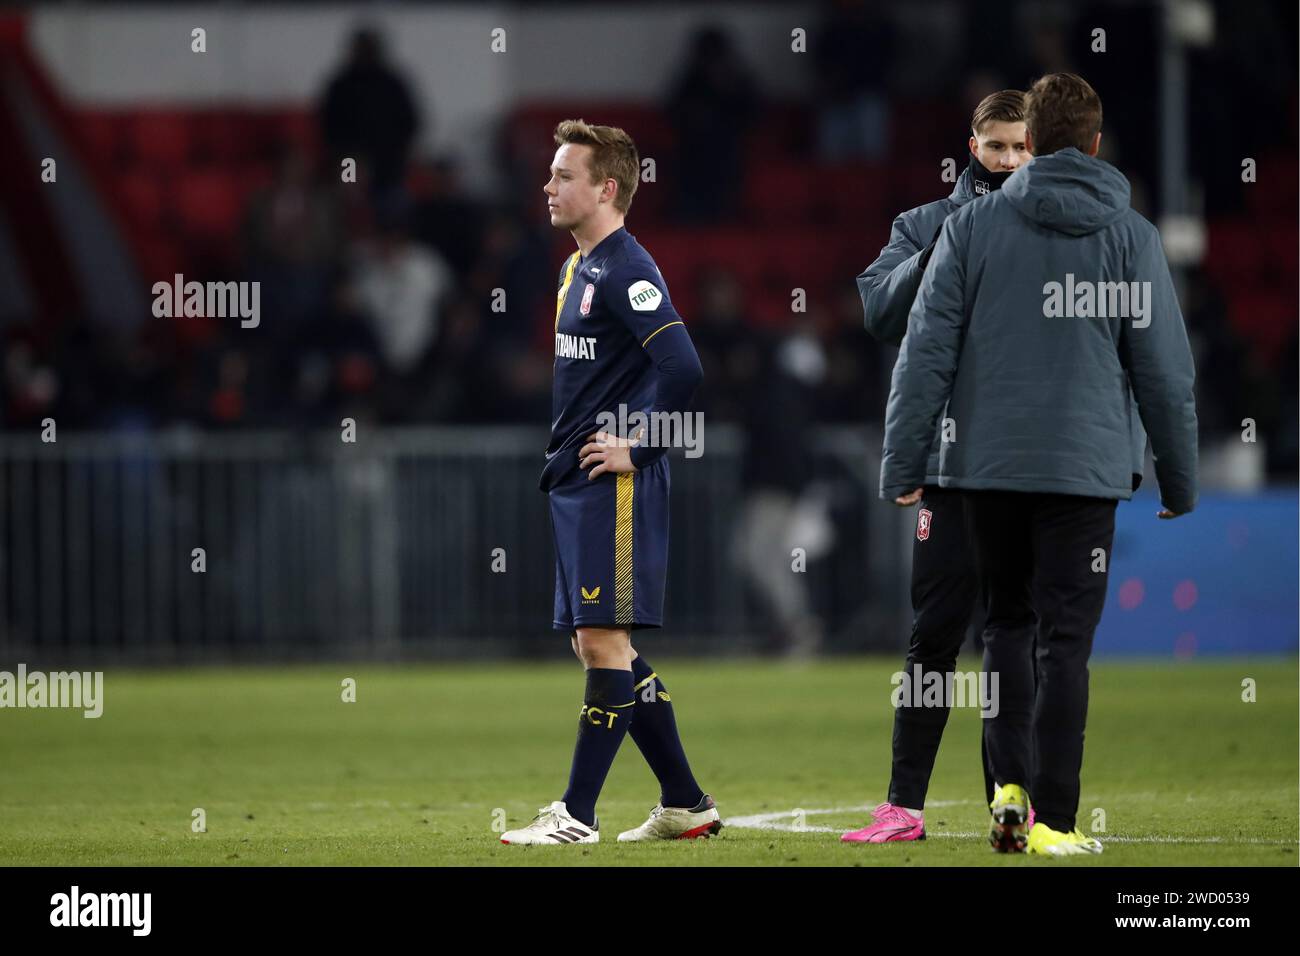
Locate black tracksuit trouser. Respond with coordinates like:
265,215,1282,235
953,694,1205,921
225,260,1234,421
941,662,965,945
887,487,992,809
963,490,1118,833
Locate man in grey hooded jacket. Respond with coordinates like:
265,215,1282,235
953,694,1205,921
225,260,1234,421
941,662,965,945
880,73,1197,855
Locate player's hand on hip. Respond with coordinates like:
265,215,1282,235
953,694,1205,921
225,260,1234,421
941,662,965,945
894,487,924,507
580,429,641,480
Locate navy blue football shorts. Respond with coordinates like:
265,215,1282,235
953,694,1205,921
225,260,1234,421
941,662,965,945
549,457,669,633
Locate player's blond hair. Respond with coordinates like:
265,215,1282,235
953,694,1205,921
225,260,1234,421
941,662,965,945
971,90,1026,136
553,119,639,215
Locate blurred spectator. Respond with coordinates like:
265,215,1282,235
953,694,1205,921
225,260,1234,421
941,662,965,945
423,293,496,421
2,332,59,426
242,143,344,336
1025,19,1074,77
48,319,100,425
1272,330,1299,475
351,201,454,420
206,348,255,426
689,268,760,423
816,288,879,423
733,325,831,657
280,275,384,425
0,0,1285,476
320,26,420,203
961,2,1030,88
665,25,760,222
411,157,485,277
814,0,896,162
465,207,553,351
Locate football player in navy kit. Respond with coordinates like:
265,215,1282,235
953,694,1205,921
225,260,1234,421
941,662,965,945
501,120,721,845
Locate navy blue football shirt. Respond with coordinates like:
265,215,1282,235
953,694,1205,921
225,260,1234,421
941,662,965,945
541,226,701,491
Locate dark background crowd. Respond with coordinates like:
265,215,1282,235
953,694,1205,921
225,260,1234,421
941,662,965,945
2,0,1296,480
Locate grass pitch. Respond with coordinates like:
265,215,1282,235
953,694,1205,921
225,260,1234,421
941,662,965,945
0,658,1295,866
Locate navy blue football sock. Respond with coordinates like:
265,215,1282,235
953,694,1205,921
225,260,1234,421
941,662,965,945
561,668,635,828
628,656,705,809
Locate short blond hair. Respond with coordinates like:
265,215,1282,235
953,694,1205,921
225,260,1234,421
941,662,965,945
553,119,639,214
971,89,1026,136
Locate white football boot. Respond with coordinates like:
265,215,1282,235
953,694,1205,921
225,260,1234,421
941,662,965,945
500,801,599,845
617,794,723,842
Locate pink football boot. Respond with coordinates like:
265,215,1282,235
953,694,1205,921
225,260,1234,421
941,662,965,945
841,802,925,843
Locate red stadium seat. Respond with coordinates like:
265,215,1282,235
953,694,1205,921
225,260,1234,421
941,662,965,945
174,170,246,242
743,161,816,225
234,160,275,198
747,103,814,159
127,112,193,171
1203,220,1264,288
135,235,186,283
116,172,167,233
696,229,770,286
1264,222,1299,282
628,174,669,225
189,109,252,165
1228,291,1293,358
890,96,965,158
889,162,950,214
817,162,890,225
75,111,126,164
1246,153,1299,221
768,229,842,287
253,108,319,159
751,295,796,327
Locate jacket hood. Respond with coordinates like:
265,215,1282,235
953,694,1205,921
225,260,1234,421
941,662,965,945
1002,147,1131,236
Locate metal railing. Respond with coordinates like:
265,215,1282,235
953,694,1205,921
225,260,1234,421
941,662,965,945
0,425,903,664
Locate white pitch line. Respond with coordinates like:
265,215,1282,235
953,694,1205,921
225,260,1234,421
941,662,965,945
723,806,1299,846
